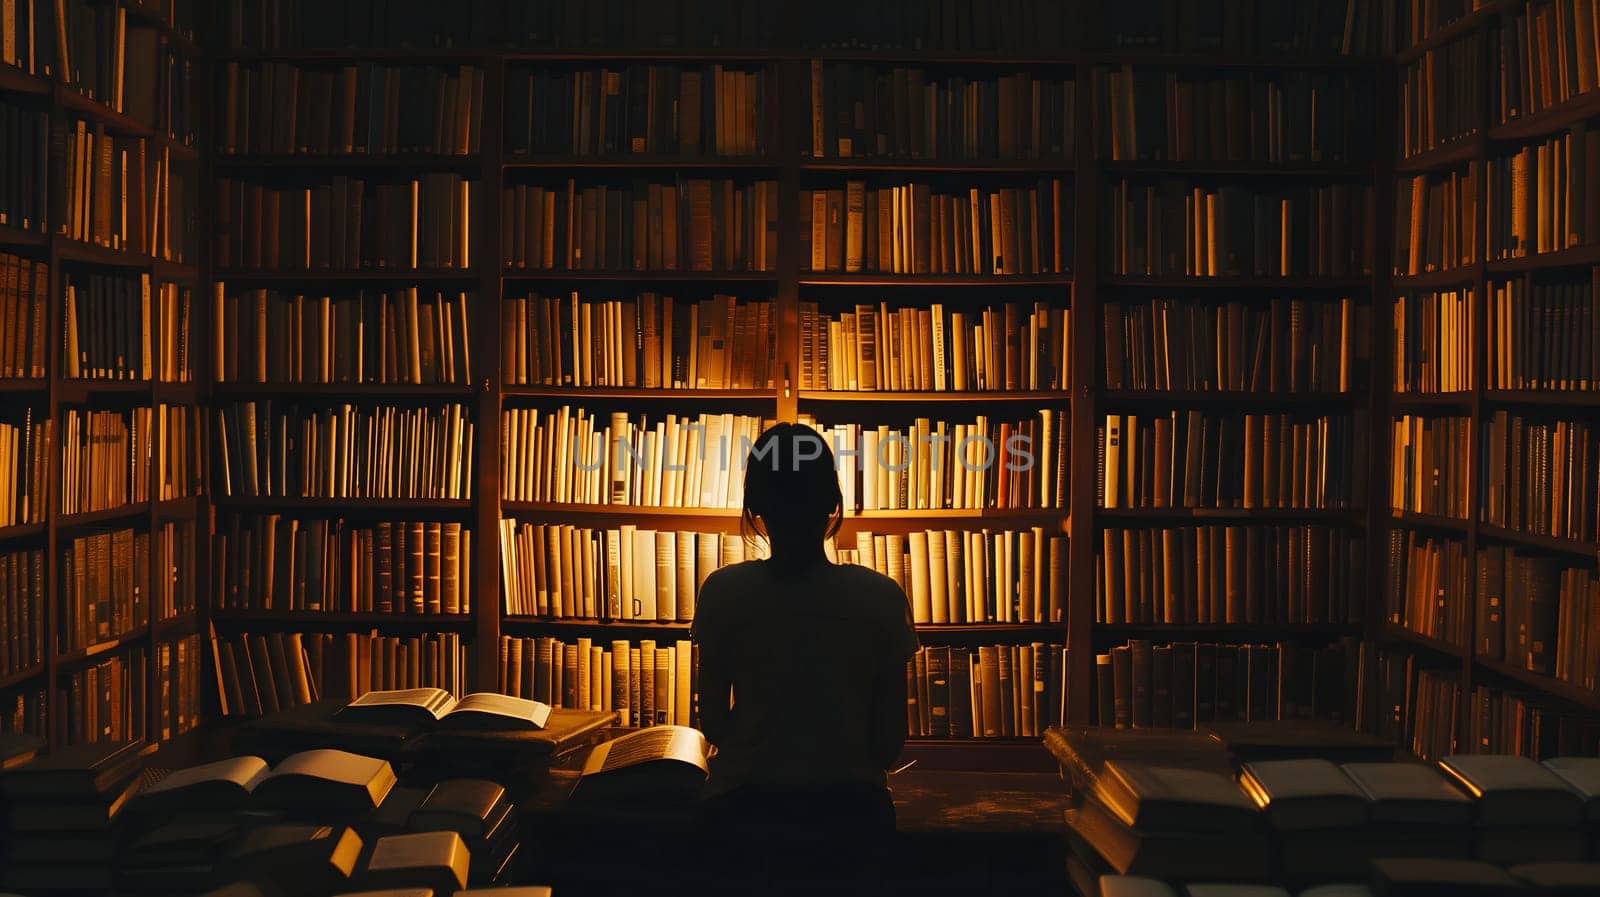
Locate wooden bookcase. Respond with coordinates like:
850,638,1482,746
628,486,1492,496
1384,0,1600,755
0,0,208,753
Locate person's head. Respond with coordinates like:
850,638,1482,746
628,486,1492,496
740,422,843,554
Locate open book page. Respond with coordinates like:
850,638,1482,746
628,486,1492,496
449,693,552,728
582,725,709,776
343,688,459,720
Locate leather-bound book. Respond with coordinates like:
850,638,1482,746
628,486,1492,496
360,831,471,896
1091,760,1259,833
1,739,151,799
1437,755,1584,828
407,780,508,841
1098,876,1177,897
226,823,364,896
1509,862,1600,895
251,749,397,817
1339,763,1473,827
1238,758,1368,831
1368,858,1520,896
128,756,271,817
1542,758,1600,821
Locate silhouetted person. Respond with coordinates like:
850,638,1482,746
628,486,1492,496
690,422,918,895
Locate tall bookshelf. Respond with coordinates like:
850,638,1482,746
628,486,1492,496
0,0,207,753
1381,0,1600,760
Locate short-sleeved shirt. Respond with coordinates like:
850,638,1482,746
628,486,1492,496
690,559,919,797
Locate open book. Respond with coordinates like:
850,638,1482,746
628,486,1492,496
336,689,552,730
572,726,710,802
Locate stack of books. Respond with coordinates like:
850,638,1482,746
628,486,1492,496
1438,755,1586,865
406,779,520,886
1064,760,1271,892
1239,758,1373,887
0,740,153,892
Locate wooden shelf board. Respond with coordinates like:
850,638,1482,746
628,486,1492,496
1395,136,1484,173
57,503,152,529
218,155,481,169
56,626,152,670
211,611,475,629
503,386,776,400
1482,390,1600,407
1389,510,1471,534
1489,88,1600,144
1101,389,1358,405
502,269,777,282
0,63,51,96
154,496,204,521
1381,622,1465,658
1097,507,1363,523
1393,266,1482,289
0,378,48,393
1096,622,1362,638
798,390,1073,402
1477,524,1599,561
152,612,201,641
797,274,1072,287
1473,655,1600,711
211,383,476,398
0,522,46,543
0,665,45,691
216,269,477,282
499,502,1065,522
507,155,778,169
0,224,48,248
1486,243,1600,274
1080,50,1377,69
800,159,1072,172
56,379,151,403
1394,3,1507,64
1102,274,1369,289
1391,392,1474,409
212,497,475,513
1101,160,1370,177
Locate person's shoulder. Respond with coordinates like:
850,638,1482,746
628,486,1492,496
696,561,764,608
830,563,910,608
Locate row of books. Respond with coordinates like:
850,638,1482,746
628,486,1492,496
0,102,46,233
213,402,476,500
1479,544,1599,686
60,527,148,653
154,283,191,383
1398,0,1489,52
1104,295,1364,393
211,629,473,717
2,689,43,737
800,180,1071,275
1487,277,1599,391
1104,180,1373,277
59,123,190,262
1395,165,1479,275
153,404,204,501
1104,0,1394,55
1389,413,1471,519
213,515,473,615
1470,681,1600,757
60,407,152,516
0,547,44,679
1385,530,1470,648
508,65,765,157
847,527,1067,624
63,271,154,381
1095,638,1354,728
1394,289,1474,393
500,292,776,389
798,300,1071,392
1093,67,1364,163
1488,125,1600,259
907,643,1066,738
153,519,197,622
1398,33,1482,158
0,253,46,378
1496,0,1600,123
214,288,476,386
1098,525,1364,625
1481,410,1598,544
221,0,784,51
809,64,1074,161
499,179,777,272
497,635,692,729
804,414,1072,511
219,63,485,156
155,633,202,741
214,175,471,271
1099,411,1367,510
497,522,740,619
57,646,145,745
0,412,49,528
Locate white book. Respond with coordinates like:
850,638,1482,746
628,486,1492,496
631,528,657,621
908,531,931,624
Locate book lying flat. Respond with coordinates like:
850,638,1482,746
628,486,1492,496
406,709,618,767
128,756,272,816
1238,758,1369,831
0,733,44,770
1475,828,1587,865
339,689,551,730
251,749,398,816
572,725,709,802
408,779,509,841
1092,761,1259,833
1182,886,1290,897
1438,755,1583,827
1369,858,1519,896
1098,876,1178,897
1339,763,1473,827
1509,862,1600,894
6,770,142,832
1043,727,1232,797
1542,757,1600,821
453,889,553,897
1064,801,1271,882
226,823,365,895
1,739,154,798
361,831,471,895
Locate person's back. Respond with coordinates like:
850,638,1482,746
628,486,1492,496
692,558,915,797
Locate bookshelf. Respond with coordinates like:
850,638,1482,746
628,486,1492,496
0,0,207,751
1380,0,1600,759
